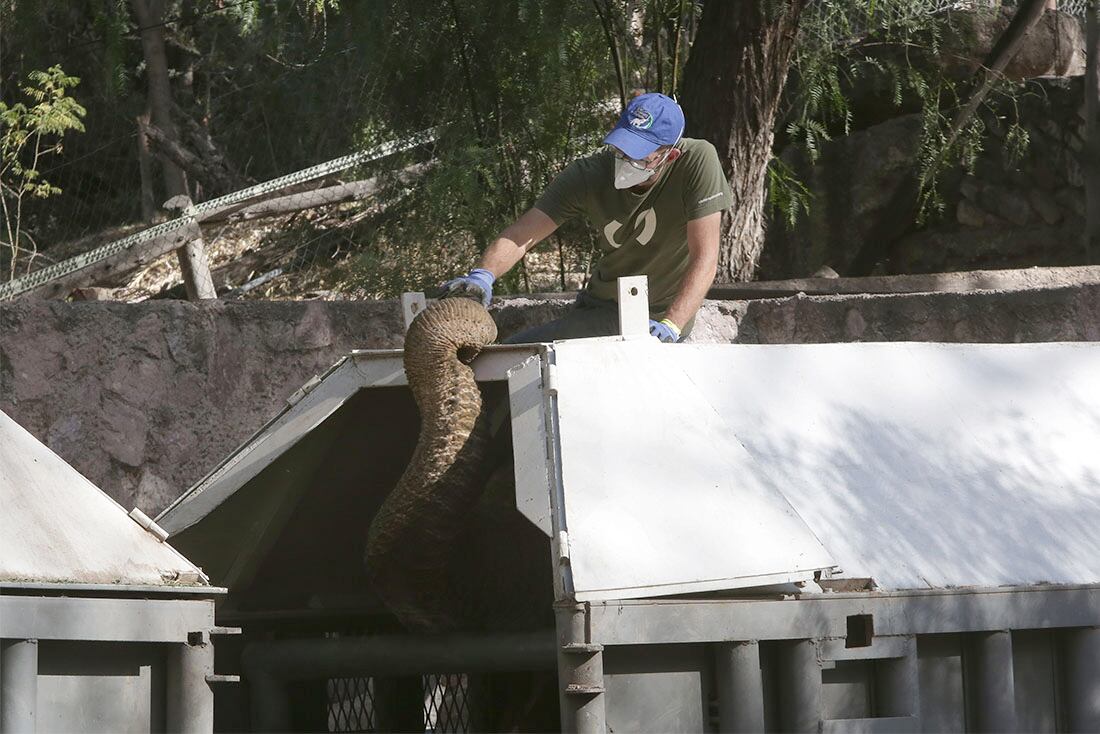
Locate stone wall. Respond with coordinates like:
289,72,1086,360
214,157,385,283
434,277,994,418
0,299,406,514
763,77,1092,279
3,282,1098,516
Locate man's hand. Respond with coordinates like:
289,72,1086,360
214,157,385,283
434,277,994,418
438,268,495,308
649,318,681,343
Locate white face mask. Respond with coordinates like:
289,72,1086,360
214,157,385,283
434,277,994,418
613,158,657,189
612,146,675,190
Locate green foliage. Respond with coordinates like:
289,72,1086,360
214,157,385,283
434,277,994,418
778,0,1032,228
766,156,813,229
338,0,617,297
0,65,86,279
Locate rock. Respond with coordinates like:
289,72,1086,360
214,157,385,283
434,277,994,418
812,265,840,279
940,9,1085,81
1038,118,1063,143
845,308,867,340
984,186,1033,226
1029,189,1065,225
70,287,119,301
1065,155,1085,187
99,393,148,468
960,176,982,201
1056,187,1086,218
1030,159,1062,191
958,199,988,228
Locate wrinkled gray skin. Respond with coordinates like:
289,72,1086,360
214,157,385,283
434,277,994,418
365,297,552,634
365,297,497,632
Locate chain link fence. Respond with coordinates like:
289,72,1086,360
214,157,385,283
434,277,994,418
321,673,472,733
3,0,1089,304
1060,0,1090,17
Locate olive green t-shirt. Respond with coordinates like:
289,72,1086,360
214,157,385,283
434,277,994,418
534,137,732,314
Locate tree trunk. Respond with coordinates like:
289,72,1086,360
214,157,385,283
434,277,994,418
130,0,189,201
680,0,807,282
1086,0,1100,262
136,109,157,222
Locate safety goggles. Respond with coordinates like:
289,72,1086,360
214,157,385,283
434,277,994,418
607,145,674,172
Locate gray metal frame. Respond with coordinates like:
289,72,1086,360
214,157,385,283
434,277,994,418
547,584,1100,733
1,593,223,732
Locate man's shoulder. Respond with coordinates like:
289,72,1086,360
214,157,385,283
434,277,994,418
552,149,610,184
678,138,721,164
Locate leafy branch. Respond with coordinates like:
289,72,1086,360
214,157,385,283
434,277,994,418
0,66,87,281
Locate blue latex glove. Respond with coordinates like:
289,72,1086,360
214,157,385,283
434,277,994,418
438,268,495,308
649,318,681,343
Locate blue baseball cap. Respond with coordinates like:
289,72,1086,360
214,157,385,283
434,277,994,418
603,93,685,160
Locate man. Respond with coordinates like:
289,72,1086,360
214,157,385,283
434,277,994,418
441,92,731,343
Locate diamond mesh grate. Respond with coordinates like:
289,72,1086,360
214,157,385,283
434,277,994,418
423,674,471,733
327,677,376,733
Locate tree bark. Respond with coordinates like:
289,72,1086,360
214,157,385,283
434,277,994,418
680,0,807,282
130,0,189,201
592,0,628,110
136,110,157,222
1086,0,1100,262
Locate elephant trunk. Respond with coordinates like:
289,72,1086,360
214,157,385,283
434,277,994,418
365,297,498,633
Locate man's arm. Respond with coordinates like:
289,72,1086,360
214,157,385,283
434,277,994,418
662,211,721,330
478,207,560,279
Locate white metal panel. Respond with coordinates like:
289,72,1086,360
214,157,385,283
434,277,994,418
157,345,541,534
508,356,553,535
0,411,207,588
642,341,1100,591
550,339,835,601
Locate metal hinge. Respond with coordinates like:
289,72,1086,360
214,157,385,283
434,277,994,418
286,374,322,406
556,530,571,565
129,507,169,542
545,363,559,396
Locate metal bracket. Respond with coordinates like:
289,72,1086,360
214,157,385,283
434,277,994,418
401,291,427,330
617,275,650,338
206,674,241,684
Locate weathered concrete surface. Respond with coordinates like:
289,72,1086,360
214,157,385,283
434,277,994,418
2,281,1098,515
707,265,1100,299
0,299,405,515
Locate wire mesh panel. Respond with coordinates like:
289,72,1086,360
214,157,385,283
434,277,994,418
1060,0,1088,17
327,677,376,733
423,674,471,734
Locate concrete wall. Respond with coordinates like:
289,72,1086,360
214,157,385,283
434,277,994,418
3,282,1098,514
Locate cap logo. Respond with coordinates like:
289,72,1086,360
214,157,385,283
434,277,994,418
629,108,654,130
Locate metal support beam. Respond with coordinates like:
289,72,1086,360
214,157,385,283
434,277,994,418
968,630,1016,733
876,638,920,719
1,639,38,734
241,630,556,681
166,633,214,733
247,672,291,732
777,639,822,733
715,641,766,733
556,603,607,734
1063,626,1100,732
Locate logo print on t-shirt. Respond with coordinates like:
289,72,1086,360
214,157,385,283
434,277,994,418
603,208,657,249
